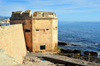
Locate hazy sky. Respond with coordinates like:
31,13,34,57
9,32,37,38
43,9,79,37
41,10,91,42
0,0,100,21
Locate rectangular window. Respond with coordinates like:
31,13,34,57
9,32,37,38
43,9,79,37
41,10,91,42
24,29,31,32
40,45,46,50
46,29,49,30
36,29,39,31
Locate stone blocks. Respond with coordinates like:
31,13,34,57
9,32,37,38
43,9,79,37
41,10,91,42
0,24,27,64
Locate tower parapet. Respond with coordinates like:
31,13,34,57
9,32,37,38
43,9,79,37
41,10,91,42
11,10,32,19
33,11,57,18
22,10,32,18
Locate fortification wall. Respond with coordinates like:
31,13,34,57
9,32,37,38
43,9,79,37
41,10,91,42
10,19,32,51
10,10,32,19
0,24,27,64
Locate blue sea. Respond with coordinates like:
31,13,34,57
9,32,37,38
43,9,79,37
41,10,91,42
0,24,10,26
58,22,100,57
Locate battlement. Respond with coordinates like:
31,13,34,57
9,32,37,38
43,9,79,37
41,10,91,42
11,10,57,20
33,11,57,18
22,10,32,18
11,10,32,19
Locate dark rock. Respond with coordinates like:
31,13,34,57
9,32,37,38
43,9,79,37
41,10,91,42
71,44,81,46
58,42,69,45
60,49,73,53
84,51,90,55
60,48,66,53
90,52,98,57
84,51,98,57
72,50,81,54
90,57,96,62
64,49,73,53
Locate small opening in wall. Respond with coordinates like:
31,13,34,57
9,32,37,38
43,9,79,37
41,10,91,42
24,30,31,32
40,45,46,50
36,29,39,31
42,13,44,17
46,29,49,30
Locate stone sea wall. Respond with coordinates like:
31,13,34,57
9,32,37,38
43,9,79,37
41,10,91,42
0,24,27,64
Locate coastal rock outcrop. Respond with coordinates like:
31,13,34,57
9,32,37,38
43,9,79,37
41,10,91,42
71,44,81,46
60,48,66,53
72,50,81,54
84,51,98,57
58,42,69,45
64,49,73,53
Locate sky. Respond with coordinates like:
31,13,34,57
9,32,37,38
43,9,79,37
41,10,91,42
0,0,100,21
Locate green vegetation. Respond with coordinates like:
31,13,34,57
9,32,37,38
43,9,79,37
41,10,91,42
58,47,61,50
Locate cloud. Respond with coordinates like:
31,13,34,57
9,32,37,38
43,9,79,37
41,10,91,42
0,0,100,16
28,0,100,13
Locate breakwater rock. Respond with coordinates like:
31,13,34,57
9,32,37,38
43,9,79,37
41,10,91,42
58,42,70,45
84,51,98,57
58,41,81,46
58,48,100,63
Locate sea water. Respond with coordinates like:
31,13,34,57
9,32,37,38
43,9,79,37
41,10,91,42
58,22,100,57
0,24,10,26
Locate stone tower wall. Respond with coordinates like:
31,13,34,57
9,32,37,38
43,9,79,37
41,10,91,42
32,11,58,53
32,19,53,52
10,10,32,51
52,19,58,51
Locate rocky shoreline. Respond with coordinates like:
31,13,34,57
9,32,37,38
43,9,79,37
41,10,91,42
22,52,100,66
58,41,100,63
21,41,100,66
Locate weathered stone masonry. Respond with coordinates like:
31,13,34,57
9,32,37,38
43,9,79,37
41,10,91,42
0,24,27,64
10,10,32,51
10,10,58,53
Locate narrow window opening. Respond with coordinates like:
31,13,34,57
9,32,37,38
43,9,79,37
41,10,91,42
46,29,49,30
42,13,44,17
40,45,46,50
24,30,31,32
36,29,39,31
